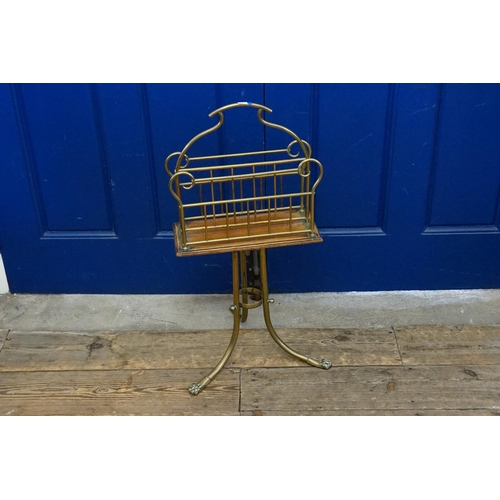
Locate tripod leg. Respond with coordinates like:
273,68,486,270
188,251,242,395
259,248,332,370
240,251,249,323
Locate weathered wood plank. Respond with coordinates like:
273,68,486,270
0,330,8,352
241,409,500,416
0,328,401,372
0,368,240,416
395,325,500,365
240,365,500,413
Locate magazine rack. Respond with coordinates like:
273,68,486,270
165,102,332,394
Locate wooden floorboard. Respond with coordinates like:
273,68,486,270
240,365,500,414
395,325,500,365
1,326,499,416
241,409,500,416
0,327,401,372
0,368,240,416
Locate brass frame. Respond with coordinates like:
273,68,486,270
166,102,323,255
165,102,332,395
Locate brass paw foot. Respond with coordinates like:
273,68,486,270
188,376,211,395
188,383,202,395
307,357,333,370
320,358,333,369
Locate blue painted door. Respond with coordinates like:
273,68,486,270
266,84,500,291
1,83,500,293
0,84,264,293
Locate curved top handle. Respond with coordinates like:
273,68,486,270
166,101,312,175
208,101,272,117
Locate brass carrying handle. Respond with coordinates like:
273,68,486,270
208,102,272,117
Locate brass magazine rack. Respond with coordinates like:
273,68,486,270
165,102,332,394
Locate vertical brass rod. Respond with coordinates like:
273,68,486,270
225,202,229,239
199,184,203,216
306,162,311,219
231,168,236,223
289,196,293,231
252,165,257,221
188,252,242,395
203,205,208,241
310,193,316,232
240,251,248,323
280,176,283,208
273,164,277,214
174,177,188,248
267,200,271,234
219,180,224,223
259,248,332,370
260,177,263,210
240,179,243,214
300,175,305,212
210,170,216,220
247,201,250,236
179,209,187,248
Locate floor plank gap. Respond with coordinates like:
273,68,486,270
391,325,405,365
0,329,9,353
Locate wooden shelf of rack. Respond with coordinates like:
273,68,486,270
173,208,322,256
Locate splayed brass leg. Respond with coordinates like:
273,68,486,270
188,249,331,394
259,248,332,370
188,252,241,395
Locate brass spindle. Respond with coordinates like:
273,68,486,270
231,167,236,223
203,205,208,241
209,169,216,220
267,200,271,234
199,184,203,216
273,164,277,214
260,177,264,210
240,179,243,214
252,165,257,221
300,174,305,211
247,201,250,236
306,161,311,218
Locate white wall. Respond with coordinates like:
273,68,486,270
0,254,9,294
